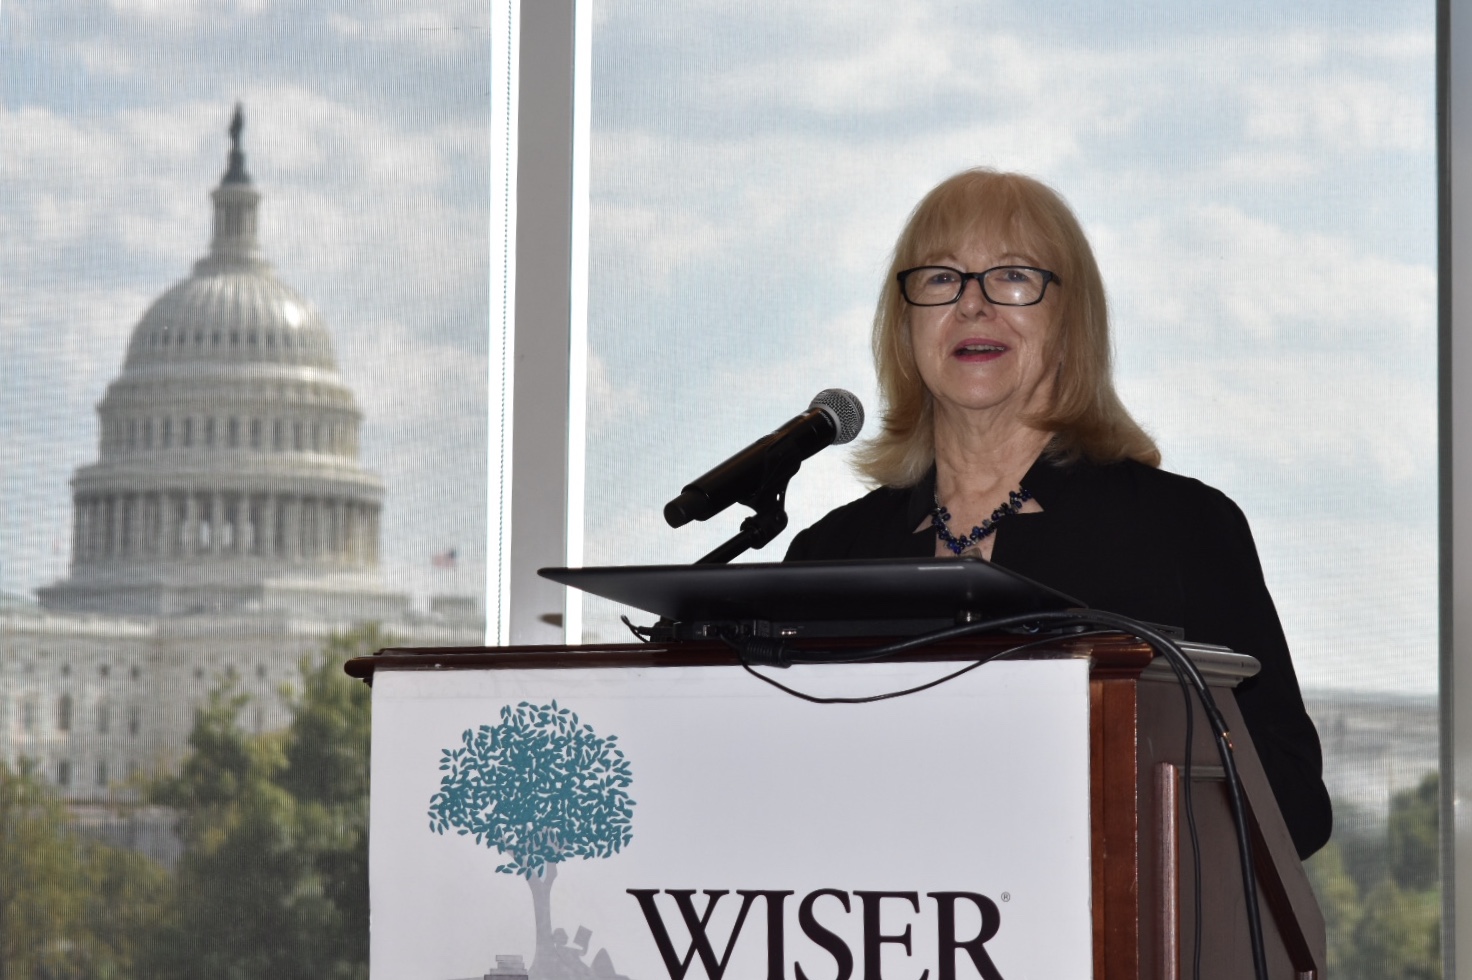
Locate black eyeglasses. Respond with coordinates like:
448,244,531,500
897,265,1061,307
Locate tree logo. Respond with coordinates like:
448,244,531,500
429,701,637,980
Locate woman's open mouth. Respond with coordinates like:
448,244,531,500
954,340,1007,359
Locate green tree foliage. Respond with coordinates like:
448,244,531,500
1308,771,1442,980
1353,879,1440,980
143,625,381,980
1305,841,1362,979
1390,772,1440,892
0,763,168,980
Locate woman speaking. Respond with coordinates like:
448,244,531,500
785,168,1331,859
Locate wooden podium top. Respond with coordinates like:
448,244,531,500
344,632,1259,687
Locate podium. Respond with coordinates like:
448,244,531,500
347,632,1324,980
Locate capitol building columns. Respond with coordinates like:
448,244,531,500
160,492,179,558
49,488,394,571
284,495,302,562
182,493,199,558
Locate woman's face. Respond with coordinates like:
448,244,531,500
906,237,1060,425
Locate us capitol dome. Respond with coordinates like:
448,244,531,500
40,106,401,622
2,108,478,819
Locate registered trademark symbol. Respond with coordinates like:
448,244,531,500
1001,892,1011,902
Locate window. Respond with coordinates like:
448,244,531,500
57,694,72,732
57,759,71,788
97,701,110,735
573,5,1440,973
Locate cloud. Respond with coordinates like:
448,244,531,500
73,38,136,78
324,8,493,54
1099,204,1436,347
1119,352,1435,491
1243,74,1432,153
584,351,652,440
103,0,269,23
1256,510,1437,695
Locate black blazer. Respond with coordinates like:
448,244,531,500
785,455,1332,859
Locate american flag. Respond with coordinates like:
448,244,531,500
431,548,458,569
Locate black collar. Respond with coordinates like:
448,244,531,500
901,453,1082,530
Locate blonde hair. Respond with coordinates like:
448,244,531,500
855,168,1159,487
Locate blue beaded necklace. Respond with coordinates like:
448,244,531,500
931,487,1033,555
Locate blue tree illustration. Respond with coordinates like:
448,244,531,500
428,701,635,976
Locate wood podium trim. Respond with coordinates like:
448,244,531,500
345,632,1170,680
1156,762,1181,980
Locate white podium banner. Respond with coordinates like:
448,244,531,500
369,658,1093,980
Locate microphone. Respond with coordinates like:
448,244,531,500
664,388,865,528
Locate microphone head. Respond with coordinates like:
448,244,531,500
809,388,864,445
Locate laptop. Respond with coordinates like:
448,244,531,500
540,557,1084,640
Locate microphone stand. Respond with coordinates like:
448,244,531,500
695,481,790,564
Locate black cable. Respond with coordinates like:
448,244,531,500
725,629,1112,704
724,609,1268,980
620,615,654,642
1165,647,1205,980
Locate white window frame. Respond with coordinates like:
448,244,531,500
1447,1,1468,972
497,0,591,646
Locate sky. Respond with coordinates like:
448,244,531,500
0,0,493,609
0,0,1439,694
579,0,1438,695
